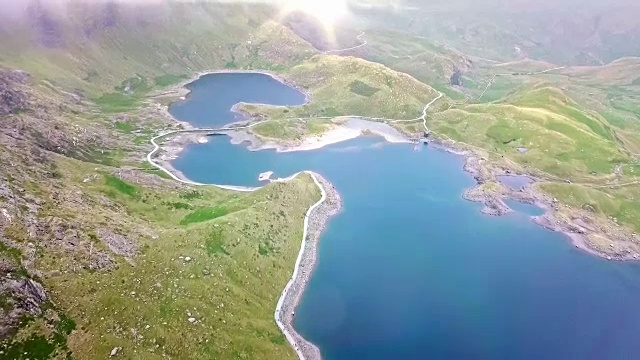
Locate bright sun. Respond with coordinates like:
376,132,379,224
281,0,349,27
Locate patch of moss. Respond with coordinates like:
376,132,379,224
349,80,381,97
154,74,188,87
166,201,193,210
104,175,139,198
486,124,520,144
114,121,135,133
180,206,230,225
205,228,229,256
258,242,275,256
179,190,203,200
55,314,76,336
94,93,141,113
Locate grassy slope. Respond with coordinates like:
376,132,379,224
423,76,640,233
46,157,319,359
0,136,318,359
251,118,334,141
432,85,627,178
241,54,440,121
540,182,640,233
359,30,470,100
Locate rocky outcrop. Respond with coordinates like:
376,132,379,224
450,67,464,86
462,186,512,216
0,276,48,338
0,70,29,116
97,228,139,258
0,67,115,163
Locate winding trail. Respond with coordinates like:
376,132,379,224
446,66,567,110
323,32,367,54
391,92,444,133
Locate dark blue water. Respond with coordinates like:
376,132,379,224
169,73,640,360
168,72,307,127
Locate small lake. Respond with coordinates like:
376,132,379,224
168,72,307,128
497,174,535,191
169,72,640,360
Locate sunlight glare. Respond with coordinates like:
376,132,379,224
281,0,349,27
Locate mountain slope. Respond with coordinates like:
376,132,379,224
431,85,627,178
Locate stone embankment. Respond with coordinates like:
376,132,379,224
275,173,342,360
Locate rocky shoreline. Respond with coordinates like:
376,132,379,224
274,173,342,360
429,137,640,261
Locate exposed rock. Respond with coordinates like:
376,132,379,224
110,347,122,357
0,277,48,338
90,251,117,271
450,67,464,86
0,69,29,116
97,228,139,258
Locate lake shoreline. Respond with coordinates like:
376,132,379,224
274,173,342,360
427,137,639,261
147,124,341,360
152,69,311,118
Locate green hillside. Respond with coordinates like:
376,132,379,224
431,85,627,178
240,54,440,120
360,30,471,100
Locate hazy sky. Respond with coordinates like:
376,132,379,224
2,0,638,23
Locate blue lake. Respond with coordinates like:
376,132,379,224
168,72,307,127
170,73,640,360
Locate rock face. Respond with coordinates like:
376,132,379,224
97,228,139,258
0,67,115,164
0,277,48,338
450,67,464,86
0,70,29,116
